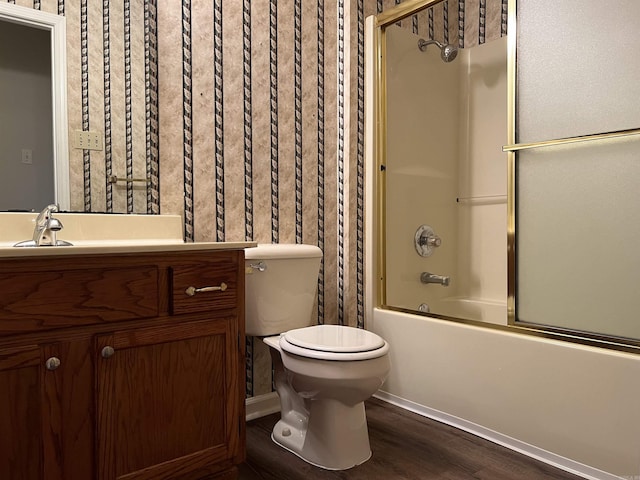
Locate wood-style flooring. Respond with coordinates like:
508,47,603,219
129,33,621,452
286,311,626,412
239,397,584,480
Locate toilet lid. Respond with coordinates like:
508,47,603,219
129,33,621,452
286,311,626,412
283,325,385,353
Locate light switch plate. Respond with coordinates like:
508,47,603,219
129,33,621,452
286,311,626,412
21,149,32,164
73,130,103,150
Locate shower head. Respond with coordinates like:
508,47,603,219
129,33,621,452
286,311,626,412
418,38,458,63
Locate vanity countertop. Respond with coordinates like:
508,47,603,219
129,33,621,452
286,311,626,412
0,212,256,257
0,240,257,258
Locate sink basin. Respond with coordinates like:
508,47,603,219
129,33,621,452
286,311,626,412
0,212,184,253
0,212,184,247
0,212,256,257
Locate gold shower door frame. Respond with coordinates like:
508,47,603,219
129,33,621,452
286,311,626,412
372,0,640,353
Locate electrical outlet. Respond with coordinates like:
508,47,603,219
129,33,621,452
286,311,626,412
73,130,103,151
21,149,33,164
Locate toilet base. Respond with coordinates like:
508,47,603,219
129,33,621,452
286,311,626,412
271,398,372,470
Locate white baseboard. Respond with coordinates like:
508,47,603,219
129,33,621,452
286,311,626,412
374,391,622,480
246,392,280,421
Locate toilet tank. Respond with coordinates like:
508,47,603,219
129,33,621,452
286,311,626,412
245,244,322,337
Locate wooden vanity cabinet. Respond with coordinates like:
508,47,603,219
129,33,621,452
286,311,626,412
0,249,246,480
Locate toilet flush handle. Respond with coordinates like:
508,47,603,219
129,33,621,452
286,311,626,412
246,261,267,273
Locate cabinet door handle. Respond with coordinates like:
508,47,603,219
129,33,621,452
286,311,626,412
185,283,228,296
101,346,115,359
45,357,61,371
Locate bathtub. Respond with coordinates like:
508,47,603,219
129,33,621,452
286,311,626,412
368,307,640,480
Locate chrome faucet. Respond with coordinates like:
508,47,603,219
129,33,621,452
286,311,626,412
14,204,73,247
33,204,63,246
420,272,450,286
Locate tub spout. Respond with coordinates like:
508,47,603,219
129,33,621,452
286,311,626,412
420,272,450,286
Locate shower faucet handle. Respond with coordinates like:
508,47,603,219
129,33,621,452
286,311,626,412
420,233,441,248
414,225,442,257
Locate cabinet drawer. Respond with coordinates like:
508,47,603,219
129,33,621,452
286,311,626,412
0,267,159,334
171,257,238,315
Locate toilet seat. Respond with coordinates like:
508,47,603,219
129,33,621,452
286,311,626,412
280,325,389,361
285,325,385,352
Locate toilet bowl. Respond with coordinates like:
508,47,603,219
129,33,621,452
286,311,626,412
245,244,390,470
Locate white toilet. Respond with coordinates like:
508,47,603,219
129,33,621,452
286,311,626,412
245,244,390,470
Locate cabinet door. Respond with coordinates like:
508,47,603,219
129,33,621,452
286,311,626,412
49,340,94,480
0,341,93,480
0,345,46,480
95,317,242,480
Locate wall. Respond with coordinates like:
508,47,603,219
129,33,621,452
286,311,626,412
0,20,54,212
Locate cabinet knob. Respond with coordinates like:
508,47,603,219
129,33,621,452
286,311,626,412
101,346,115,359
45,357,61,371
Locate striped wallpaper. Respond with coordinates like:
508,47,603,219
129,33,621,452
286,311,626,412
4,0,506,397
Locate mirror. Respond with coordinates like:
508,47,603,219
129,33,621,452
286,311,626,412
0,2,159,215
377,0,508,326
0,4,69,212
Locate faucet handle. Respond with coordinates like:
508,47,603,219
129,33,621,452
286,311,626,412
31,204,66,246
35,204,60,223
42,203,59,213
420,233,441,247
414,224,442,257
